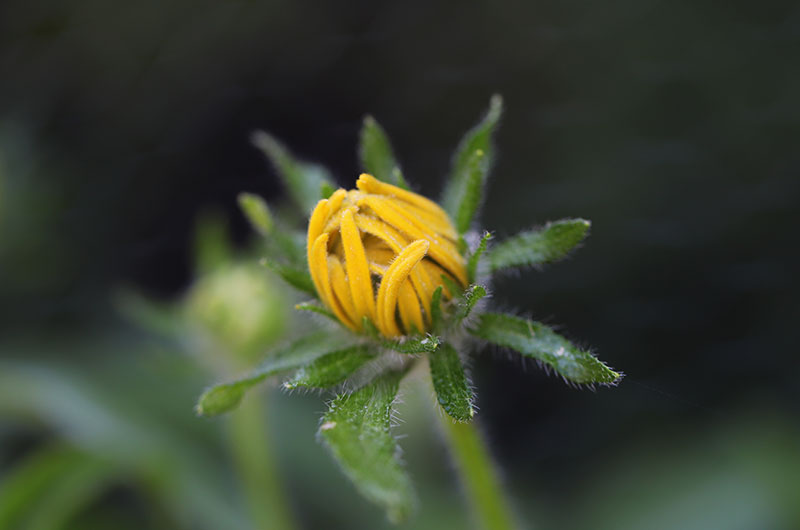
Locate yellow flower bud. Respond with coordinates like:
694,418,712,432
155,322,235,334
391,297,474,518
307,174,467,337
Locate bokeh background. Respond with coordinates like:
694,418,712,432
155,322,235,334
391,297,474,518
1,1,799,529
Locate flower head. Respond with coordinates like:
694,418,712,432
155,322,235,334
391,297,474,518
198,96,623,524
307,174,466,337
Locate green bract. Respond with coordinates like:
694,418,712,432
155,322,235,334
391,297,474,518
197,96,622,523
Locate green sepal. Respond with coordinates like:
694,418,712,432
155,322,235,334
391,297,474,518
359,116,403,186
294,301,337,322
363,317,440,354
436,275,460,302
441,94,503,221
260,257,316,297
320,181,336,199
454,149,488,234
284,346,376,389
391,167,410,190
430,286,444,333
456,284,487,321
488,218,591,273
429,343,474,422
237,192,273,236
196,332,353,416
318,370,415,523
251,130,334,212
469,313,621,385
467,231,493,283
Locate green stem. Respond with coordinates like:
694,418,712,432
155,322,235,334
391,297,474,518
440,416,517,530
227,391,297,530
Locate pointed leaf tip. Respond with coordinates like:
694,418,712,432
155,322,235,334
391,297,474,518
469,312,621,385
359,116,403,186
442,96,503,225
195,332,355,416
488,218,591,273
237,192,273,236
251,130,333,212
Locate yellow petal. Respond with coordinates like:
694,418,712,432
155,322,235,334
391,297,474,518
376,239,429,337
397,279,425,335
356,173,452,227
340,208,376,326
359,195,467,286
309,234,357,330
307,199,331,259
329,256,357,325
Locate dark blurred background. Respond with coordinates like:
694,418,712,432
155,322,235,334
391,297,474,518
1,1,799,529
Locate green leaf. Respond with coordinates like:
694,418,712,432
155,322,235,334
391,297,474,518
429,343,474,422
469,313,621,385
441,94,503,221
251,130,334,212
260,257,317,296
318,371,415,523
359,116,402,185
454,149,489,234
196,332,353,416
238,192,273,236
362,317,440,354
467,231,493,283
488,218,591,273
285,346,375,389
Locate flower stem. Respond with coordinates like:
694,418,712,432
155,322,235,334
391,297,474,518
440,416,517,530
228,392,297,530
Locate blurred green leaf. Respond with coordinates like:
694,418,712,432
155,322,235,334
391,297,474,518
193,212,233,276
359,116,402,185
441,94,503,220
363,317,440,354
0,444,115,530
196,332,353,416
260,257,316,296
237,192,273,236
454,149,488,234
251,130,333,213
467,231,493,283
429,343,474,422
488,218,591,273
469,313,621,385
284,346,375,389
318,371,415,523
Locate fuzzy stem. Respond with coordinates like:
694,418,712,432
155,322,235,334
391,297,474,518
440,416,517,530
227,392,297,530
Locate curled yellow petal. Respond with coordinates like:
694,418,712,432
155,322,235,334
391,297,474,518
340,208,376,327
359,195,467,286
357,173,451,226
309,233,357,330
376,239,429,337
329,256,357,324
305,174,467,338
397,279,425,334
